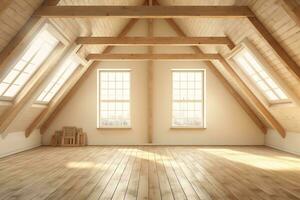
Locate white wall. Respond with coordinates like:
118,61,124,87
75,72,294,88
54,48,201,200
0,130,41,158
265,129,300,155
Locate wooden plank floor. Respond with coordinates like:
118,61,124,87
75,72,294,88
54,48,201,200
0,146,300,200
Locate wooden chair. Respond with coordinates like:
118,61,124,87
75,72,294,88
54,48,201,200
61,127,77,146
77,128,87,146
51,130,62,146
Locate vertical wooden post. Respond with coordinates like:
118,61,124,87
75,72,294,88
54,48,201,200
147,0,153,143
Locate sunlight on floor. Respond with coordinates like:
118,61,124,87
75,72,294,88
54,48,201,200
66,161,106,169
198,148,300,170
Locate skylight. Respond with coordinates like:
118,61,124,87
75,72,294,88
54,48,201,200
0,28,59,99
36,56,80,103
233,48,289,103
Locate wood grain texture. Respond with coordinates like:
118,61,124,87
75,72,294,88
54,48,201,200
0,146,299,200
86,53,221,61
34,6,255,18
247,17,300,82
75,36,235,48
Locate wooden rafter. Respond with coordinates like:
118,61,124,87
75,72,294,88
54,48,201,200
34,6,255,18
164,18,268,134
75,36,235,49
248,17,300,82
86,53,221,61
37,19,140,135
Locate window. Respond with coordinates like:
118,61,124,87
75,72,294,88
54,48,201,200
98,70,131,128
172,70,205,128
232,48,289,103
0,27,59,100
36,55,80,104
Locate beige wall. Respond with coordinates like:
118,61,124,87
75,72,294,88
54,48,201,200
42,59,264,145
265,129,300,155
152,61,264,145
0,130,41,158
42,19,264,145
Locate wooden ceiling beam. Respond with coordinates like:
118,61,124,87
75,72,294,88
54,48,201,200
248,17,300,82
165,18,268,134
75,36,235,49
34,6,255,18
86,53,221,61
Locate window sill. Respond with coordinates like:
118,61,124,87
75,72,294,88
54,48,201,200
32,103,48,108
269,101,294,108
0,100,13,106
170,126,206,130
97,127,132,130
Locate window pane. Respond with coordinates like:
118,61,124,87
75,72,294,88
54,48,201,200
0,27,59,100
172,70,204,127
233,48,289,103
3,85,22,97
99,71,130,127
2,70,20,84
0,83,9,96
36,56,79,103
274,88,288,100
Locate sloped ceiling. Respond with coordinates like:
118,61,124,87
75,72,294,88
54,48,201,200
0,0,300,133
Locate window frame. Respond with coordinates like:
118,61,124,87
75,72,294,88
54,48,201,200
35,54,81,105
97,69,132,129
171,69,206,129
227,39,299,107
0,22,68,102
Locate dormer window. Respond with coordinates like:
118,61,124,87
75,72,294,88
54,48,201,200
36,55,80,104
0,25,59,100
229,40,292,105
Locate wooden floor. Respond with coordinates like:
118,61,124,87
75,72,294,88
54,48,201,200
0,146,300,200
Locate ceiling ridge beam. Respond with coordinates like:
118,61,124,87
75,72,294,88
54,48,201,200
34,6,255,18
75,36,235,49
164,18,268,135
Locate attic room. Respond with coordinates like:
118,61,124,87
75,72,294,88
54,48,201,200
0,0,300,199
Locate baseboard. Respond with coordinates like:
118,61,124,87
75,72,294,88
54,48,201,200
265,129,300,156
42,144,265,147
0,144,41,159
265,144,300,156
